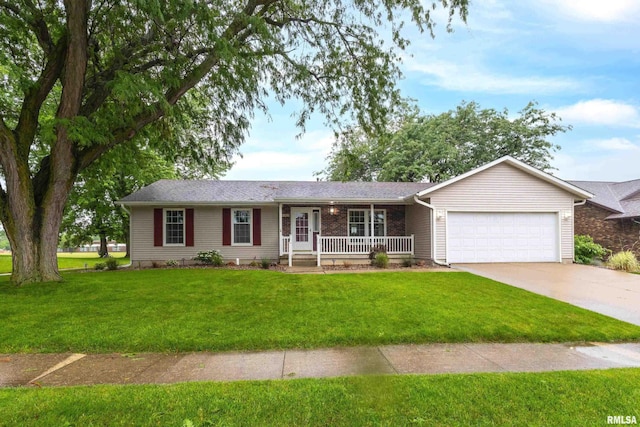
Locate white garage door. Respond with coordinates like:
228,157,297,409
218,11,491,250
447,212,559,263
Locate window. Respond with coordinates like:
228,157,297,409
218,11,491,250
165,209,185,245
348,210,366,237
348,209,386,237
372,210,385,237
232,209,252,245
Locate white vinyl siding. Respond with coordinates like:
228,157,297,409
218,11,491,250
130,205,279,263
405,203,432,260
428,163,575,263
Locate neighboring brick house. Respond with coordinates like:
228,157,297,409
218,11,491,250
569,180,640,257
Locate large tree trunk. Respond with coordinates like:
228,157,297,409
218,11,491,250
5,212,65,285
0,0,87,285
98,233,108,258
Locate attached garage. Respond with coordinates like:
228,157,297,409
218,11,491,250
414,156,594,265
447,212,559,263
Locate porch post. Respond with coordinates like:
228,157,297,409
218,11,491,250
370,203,375,250
278,203,283,255
288,238,293,267
317,233,321,267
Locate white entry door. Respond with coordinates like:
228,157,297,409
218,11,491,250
447,212,559,263
291,208,314,251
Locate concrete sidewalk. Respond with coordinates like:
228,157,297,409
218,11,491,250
2,342,640,387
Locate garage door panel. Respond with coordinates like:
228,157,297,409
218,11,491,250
448,212,558,263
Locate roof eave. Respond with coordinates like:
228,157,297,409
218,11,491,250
273,197,411,204
117,200,278,206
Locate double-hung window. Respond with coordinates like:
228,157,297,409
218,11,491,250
348,209,386,237
165,209,185,245
232,209,252,245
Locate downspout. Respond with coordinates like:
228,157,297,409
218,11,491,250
413,196,449,267
119,204,133,268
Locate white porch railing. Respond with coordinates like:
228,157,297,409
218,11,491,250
280,235,290,256
281,235,414,267
319,235,414,255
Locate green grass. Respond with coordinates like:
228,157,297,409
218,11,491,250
1,269,639,353
1,369,639,426
0,252,128,273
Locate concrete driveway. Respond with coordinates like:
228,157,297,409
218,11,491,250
453,263,640,326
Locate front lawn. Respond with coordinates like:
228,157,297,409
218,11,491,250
1,369,638,426
1,269,639,353
0,252,129,273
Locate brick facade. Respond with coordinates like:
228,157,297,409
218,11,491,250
574,202,640,257
281,204,407,237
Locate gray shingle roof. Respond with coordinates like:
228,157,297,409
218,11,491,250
569,179,640,219
119,180,435,204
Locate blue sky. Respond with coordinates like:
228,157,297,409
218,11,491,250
223,0,640,182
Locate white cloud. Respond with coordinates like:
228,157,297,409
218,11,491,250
223,130,335,180
589,137,640,151
543,0,640,23
555,99,640,127
553,151,640,181
404,58,581,95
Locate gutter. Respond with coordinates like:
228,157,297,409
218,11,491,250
573,199,587,206
413,196,449,267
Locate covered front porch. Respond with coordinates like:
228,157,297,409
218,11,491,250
278,203,414,266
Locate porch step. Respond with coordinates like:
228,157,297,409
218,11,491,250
285,266,325,274
279,255,317,267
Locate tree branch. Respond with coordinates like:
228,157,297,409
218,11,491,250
1,0,54,54
15,36,67,159
78,0,261,171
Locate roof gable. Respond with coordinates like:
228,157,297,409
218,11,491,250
417,156,593,199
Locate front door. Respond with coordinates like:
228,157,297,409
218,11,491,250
291,207,314,251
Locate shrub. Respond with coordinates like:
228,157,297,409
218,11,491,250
104,257,119,271
368,244,387,260
94,262,106,271
260,257,271,269
401,256,413,268
249,260,260,267
607,251,639,272
372,252,389,269
574,235,608,264
193,250,224,267
165,259,179,267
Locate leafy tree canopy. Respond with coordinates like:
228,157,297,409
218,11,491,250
0,0,469,284
319,101,570,182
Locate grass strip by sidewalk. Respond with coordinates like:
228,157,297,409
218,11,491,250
1,269,639,353
1,369,639,426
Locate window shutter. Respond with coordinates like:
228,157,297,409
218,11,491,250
185,208,194,247
253,208,261,246
222,208,231,246
153,208,163,247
